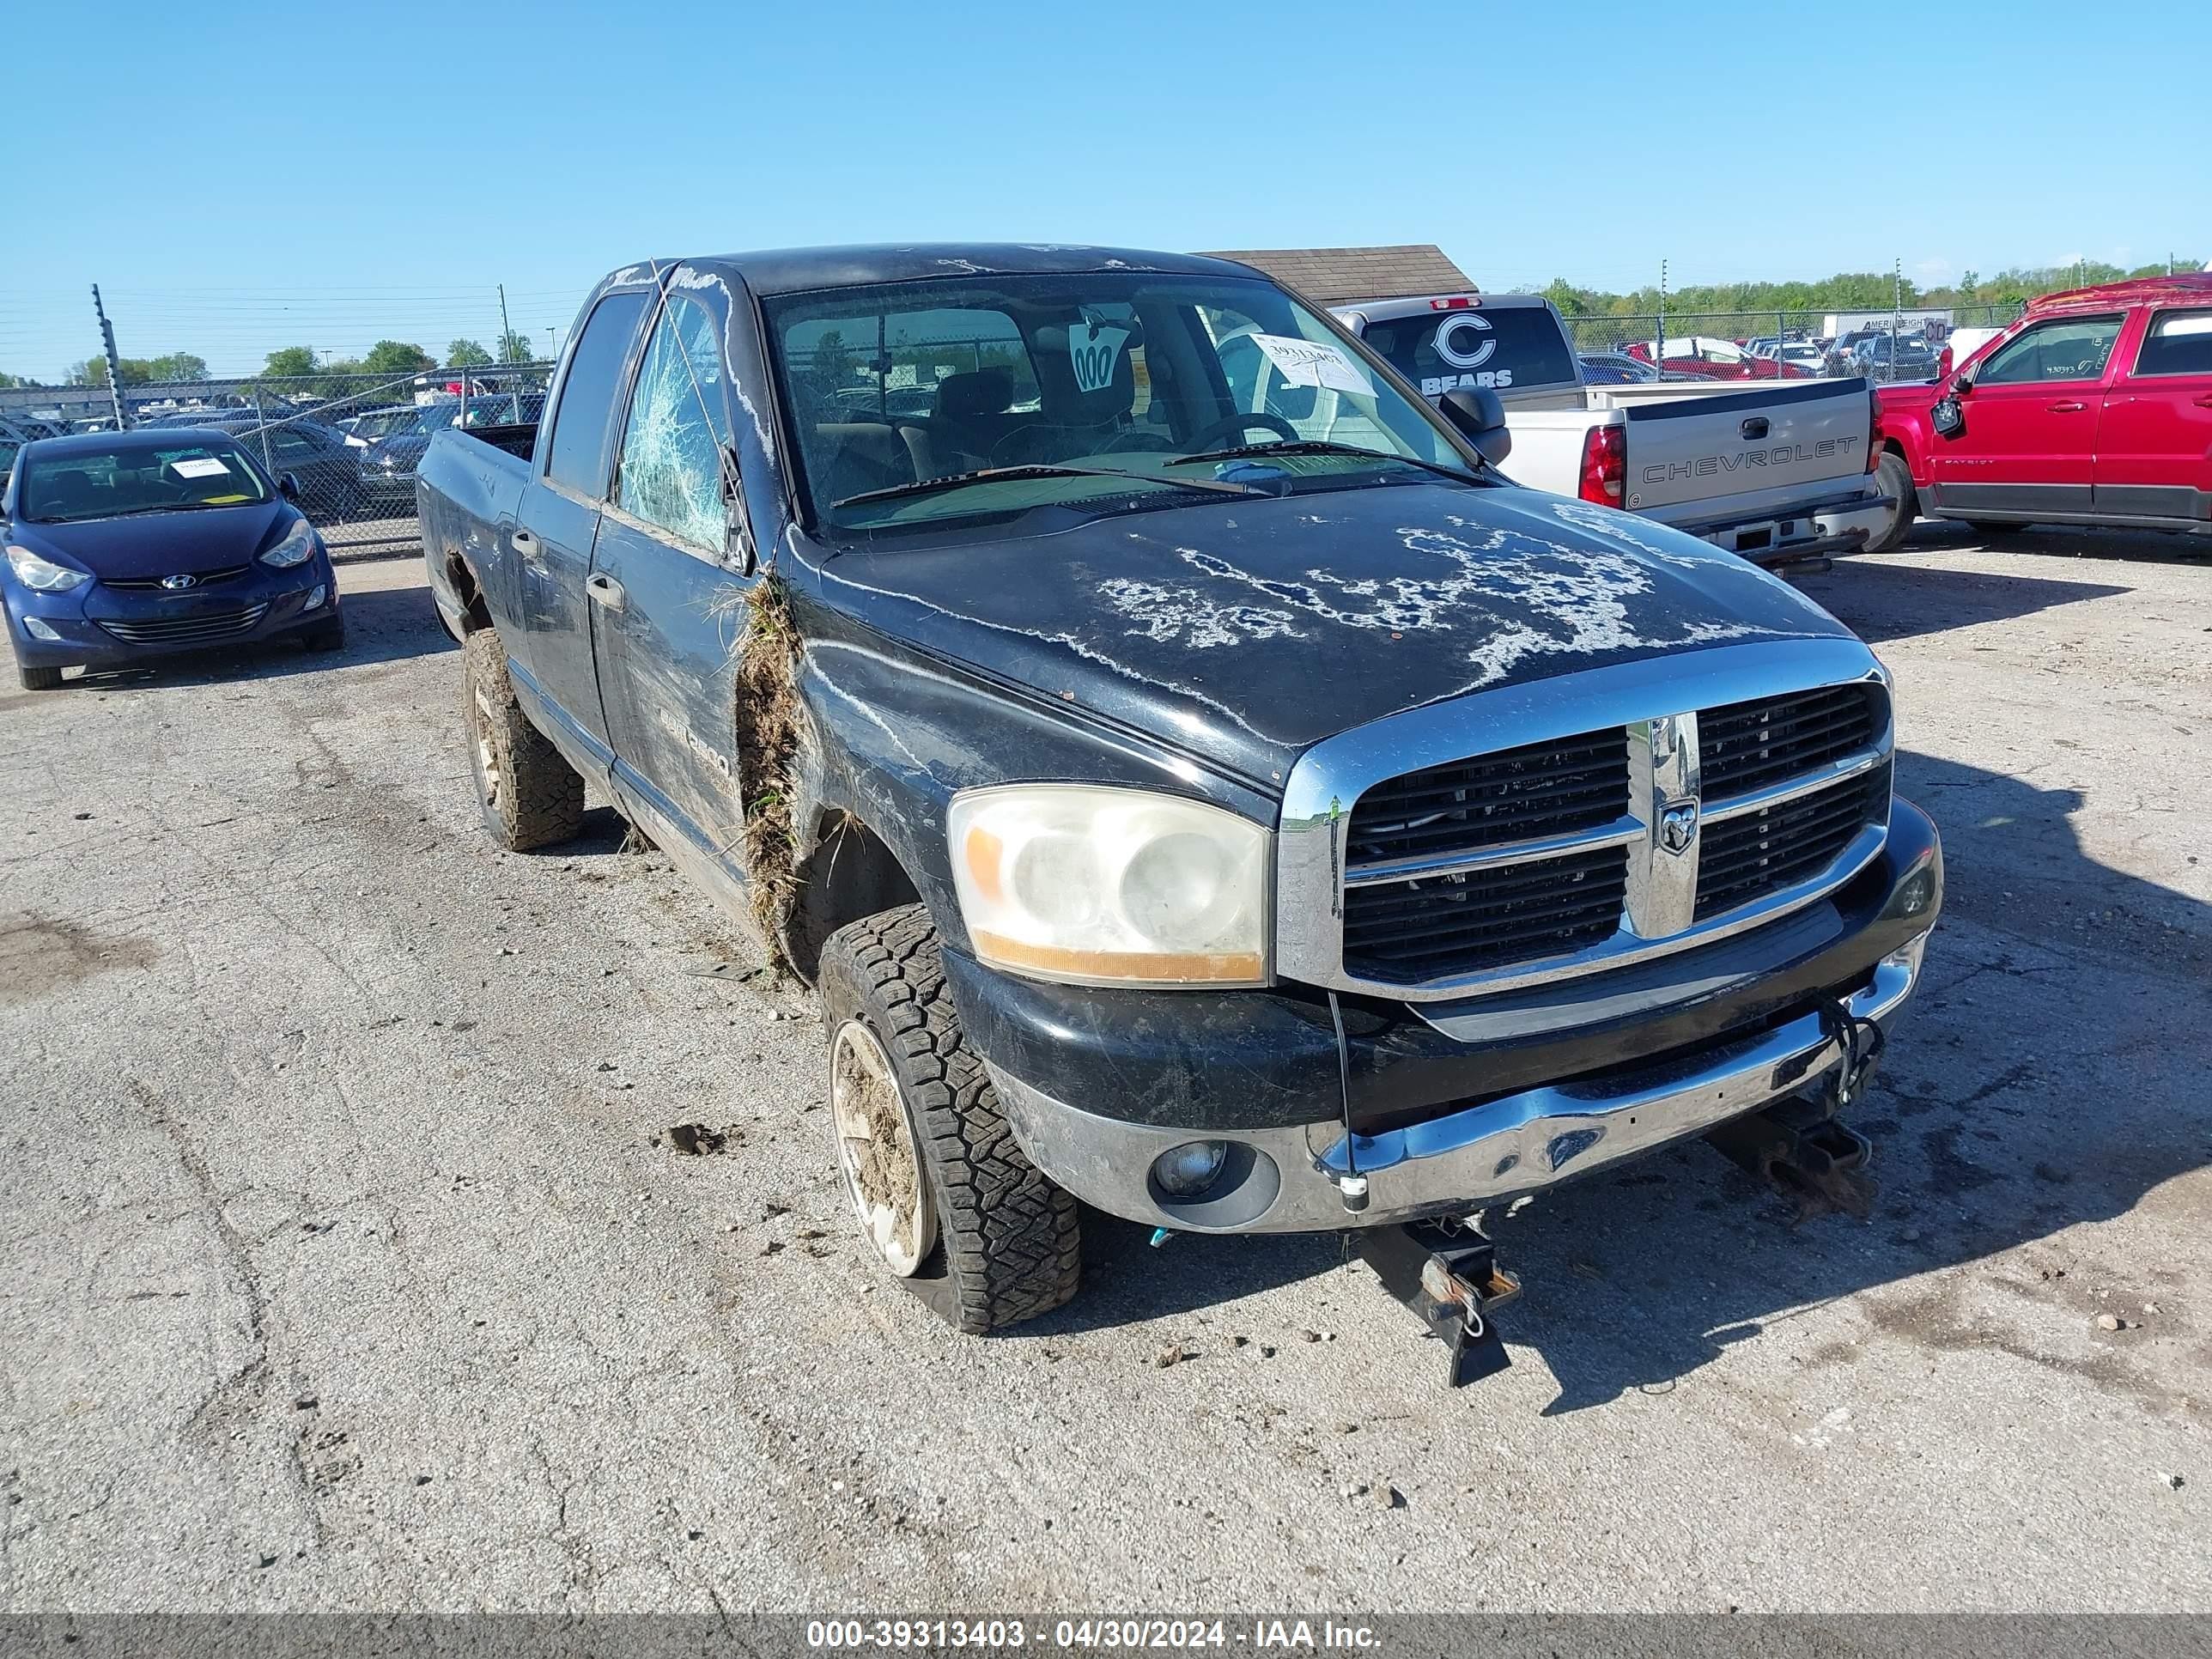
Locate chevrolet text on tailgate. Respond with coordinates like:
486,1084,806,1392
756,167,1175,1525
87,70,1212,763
417,245,1942,1385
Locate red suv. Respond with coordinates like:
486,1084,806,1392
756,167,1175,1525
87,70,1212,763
1865,273,2212,550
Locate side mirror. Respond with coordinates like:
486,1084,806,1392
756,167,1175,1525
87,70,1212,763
278,471,302,501
1438,386,1512,467
1951,374,1973,397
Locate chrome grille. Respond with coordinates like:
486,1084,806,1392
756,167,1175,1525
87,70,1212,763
1302,659,1893,995
1697,764,1890,922
1345,730,1631,867
1701,684,1877,799
1344,844,1629,983
100,603,269,645
101,565,252,592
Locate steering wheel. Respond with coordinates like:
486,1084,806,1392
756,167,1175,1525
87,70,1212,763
1182,412,1299,452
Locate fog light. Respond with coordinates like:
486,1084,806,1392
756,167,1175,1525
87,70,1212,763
1152,1139,1228,1197
307,583,328,611
22,617,60,641
1896,866,1936,918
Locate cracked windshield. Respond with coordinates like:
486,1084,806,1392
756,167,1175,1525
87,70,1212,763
767,273,1484,532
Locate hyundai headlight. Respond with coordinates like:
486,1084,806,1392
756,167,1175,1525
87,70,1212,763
5,544,89,592
948,785,1270,988
259,517,319,568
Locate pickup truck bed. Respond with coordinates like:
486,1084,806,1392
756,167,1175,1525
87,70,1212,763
1332,293,1892,568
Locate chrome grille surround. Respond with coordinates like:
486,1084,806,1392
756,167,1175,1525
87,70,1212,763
1274,638,1893,1000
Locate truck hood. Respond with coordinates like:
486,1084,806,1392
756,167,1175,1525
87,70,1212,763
11,500,293,580
805,481,1858,787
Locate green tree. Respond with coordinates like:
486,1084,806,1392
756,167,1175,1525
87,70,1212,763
264,345,319,378
0,371,27,389
362,340,435,376
447,337,493,367
496,329,537,364
144,352,210,383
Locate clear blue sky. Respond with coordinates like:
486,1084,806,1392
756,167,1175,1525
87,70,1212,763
6,0,2204,379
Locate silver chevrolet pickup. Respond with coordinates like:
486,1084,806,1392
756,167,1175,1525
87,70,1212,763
1326,292,1893,570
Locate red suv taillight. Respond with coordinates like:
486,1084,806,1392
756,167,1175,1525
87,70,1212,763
1867,392,1885,472
1578,424,1626,504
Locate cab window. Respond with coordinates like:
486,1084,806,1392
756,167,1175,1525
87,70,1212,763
2131,310,2212,378
616,295,733,550
1974,314,2125,385
546,289,651,497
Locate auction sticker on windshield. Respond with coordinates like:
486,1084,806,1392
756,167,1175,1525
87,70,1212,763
1249,333,1373,396
1069,319,1132,393
170,457,233,478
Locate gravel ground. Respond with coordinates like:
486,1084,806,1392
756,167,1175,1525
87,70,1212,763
1,524,2205,1613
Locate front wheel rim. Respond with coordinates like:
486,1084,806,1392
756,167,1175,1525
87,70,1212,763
829,1018,937,1277
472,684,503,813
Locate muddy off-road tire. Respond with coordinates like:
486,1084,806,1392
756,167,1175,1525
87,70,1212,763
1862,451,1918,555
461,627,583,851
817,904,1081,1334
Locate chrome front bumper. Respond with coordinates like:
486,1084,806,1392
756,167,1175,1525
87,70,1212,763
988,934,1926,1235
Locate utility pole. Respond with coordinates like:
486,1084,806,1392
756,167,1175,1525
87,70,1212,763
1891,258,1902,380
1656,258,1667,370
91,285,129,429
498,283,514,362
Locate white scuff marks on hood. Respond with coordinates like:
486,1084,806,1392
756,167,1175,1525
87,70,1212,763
1096,578,1306,649
1544,500,1713,567
815,561,1273,738
1167,521,1764,689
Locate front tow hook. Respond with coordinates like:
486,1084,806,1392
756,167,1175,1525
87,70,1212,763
1355,1220,1522,1387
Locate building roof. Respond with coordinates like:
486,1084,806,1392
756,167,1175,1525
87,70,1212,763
1199,246,1476,304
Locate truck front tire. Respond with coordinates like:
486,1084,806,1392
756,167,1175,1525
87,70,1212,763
17,661,64,690
1862,451,1917,555
817,903,1081,1334
461,628,584,851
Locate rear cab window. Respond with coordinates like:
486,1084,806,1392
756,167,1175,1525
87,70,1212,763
1358,302,1577,398
545,289,653,497
2131,308,2212,378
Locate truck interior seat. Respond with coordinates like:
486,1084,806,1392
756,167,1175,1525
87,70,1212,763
810,421,919,503
926,370,1022,471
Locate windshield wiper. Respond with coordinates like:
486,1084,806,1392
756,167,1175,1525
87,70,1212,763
832,463,1258,512
1164,440,1485,484
48,501,240,522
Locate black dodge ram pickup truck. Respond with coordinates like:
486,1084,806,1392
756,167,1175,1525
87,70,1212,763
418,245,1941,1375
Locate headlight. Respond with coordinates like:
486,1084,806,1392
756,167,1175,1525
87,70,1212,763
948,785,1269,988
5,544,89,592
259,518,319,568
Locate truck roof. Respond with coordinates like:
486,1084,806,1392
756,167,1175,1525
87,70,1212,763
2028,271,2212,314
698,243,1261,297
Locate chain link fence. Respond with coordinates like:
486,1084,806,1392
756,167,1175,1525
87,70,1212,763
1559,304,2027,384
6,363,555,559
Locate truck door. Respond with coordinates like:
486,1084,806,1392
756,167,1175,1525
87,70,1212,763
508,285,653,763
589,283,754,875
1930,311,2124,519
2094,307,2212,526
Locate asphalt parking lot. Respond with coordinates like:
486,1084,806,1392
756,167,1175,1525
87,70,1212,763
2,525,2206,1613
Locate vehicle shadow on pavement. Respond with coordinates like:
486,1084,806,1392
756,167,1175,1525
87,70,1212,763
1492,748,2209,1413
48,581,453,693
1803,556,2128,646
1904,516,2212,568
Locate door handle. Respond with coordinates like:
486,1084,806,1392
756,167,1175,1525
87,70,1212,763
586,572,626,612
2046,400,2087,413
2195,394,2212,409
511,527,538,553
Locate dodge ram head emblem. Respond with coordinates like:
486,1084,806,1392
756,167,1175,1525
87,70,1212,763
1659,801,1699,854
160,573,198,590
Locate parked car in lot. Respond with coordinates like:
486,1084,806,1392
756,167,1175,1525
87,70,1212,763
2,428,343,689
1625,337,1813,380
1329,291,1892,568
1866,272,2212,550
1850,333,1939,380
143,415,370,524
416,244,1940,1370
1576,349,1665,385
360,393,544,507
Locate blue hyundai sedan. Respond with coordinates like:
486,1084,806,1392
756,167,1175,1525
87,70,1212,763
3,428,343,690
